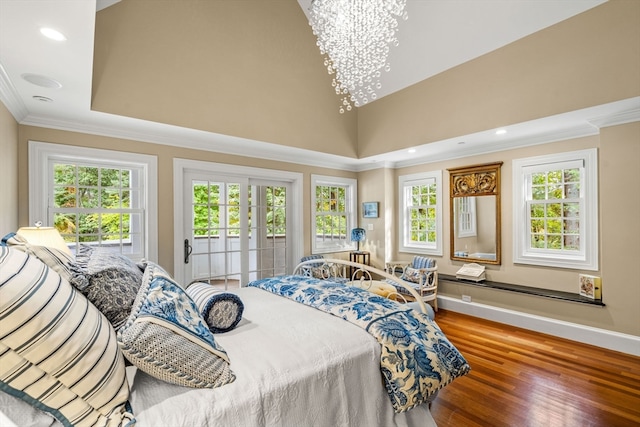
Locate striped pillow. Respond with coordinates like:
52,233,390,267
0,247,134,427
2,232,73,282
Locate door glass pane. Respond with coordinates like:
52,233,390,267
187,177,290,288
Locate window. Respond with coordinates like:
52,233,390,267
398,171,443,255
456,197,477,238
311,175,357,254
512,148,598,270
29,141,158,261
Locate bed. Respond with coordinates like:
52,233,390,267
0,241,469,427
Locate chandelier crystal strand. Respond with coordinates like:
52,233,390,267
309,0,407,113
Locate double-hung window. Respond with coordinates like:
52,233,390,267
398,171,443,255
29,141,158,260
311,175,357,254
512,148,598,270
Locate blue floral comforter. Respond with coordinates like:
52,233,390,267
248,275,470,413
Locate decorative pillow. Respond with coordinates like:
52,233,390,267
2,232,73,282
186,282,244,333
69,245,143,330
401,266,424,284
117,261,235,388
311,266,329,279
0,246,133,427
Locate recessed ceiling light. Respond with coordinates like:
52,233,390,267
408,148,416,153
495,129,507,135
40,27,66,41
22,73,62,89
33,95,53,102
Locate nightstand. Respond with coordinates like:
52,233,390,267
349,251,370,278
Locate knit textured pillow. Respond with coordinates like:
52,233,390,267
186,282,244,333
117,261,235,388
0,246,133,427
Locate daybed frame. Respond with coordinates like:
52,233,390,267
294,258,430,314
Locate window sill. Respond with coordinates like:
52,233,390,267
439,274,605,307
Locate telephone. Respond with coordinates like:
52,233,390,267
456,263,486,282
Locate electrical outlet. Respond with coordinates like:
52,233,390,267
462,295,472,303
367,223,373,231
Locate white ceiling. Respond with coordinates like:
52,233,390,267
0,0,637,170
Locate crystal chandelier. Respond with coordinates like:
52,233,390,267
309,0,408,113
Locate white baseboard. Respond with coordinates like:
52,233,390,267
438,296,640,357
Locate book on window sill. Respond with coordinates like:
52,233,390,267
579,274,602,299
456,263,486,282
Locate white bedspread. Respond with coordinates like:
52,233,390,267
128,287,436,427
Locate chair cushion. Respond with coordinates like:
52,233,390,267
399,256,436,287
411,256,436,269
300,254,324,267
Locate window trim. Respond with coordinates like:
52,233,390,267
311,174,357,254
512,148,598,270
28,140,158,261
398,170,443,256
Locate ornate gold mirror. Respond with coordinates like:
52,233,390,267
448,162,503,265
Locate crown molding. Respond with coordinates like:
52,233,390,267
588,106,640,129
19,113,365,172
0,62,28,122
14,96,640,173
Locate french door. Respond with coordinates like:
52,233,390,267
175,160,302,287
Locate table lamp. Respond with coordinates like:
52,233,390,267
351,227,366,252
17,223,72,256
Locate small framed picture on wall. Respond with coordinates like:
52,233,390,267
363,202,379,218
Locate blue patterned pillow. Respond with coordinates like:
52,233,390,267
0,247,133,427
117,261,235,388
186,282,244,333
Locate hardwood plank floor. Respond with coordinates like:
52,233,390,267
430,310,640,427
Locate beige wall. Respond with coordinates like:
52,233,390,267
0,102,18,235
92,0,358,157
362,122,639,336
16,125,357,272
355,168,387,270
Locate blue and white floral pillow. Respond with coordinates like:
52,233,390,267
117,261,235,388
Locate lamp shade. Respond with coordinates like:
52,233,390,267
350,228,366,242
351,227,366,251
17,227,72,256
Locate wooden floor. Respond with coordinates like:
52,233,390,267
430,310,640,427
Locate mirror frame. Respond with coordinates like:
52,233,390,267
448,161,503,265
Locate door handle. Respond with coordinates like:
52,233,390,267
184,238,193,264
